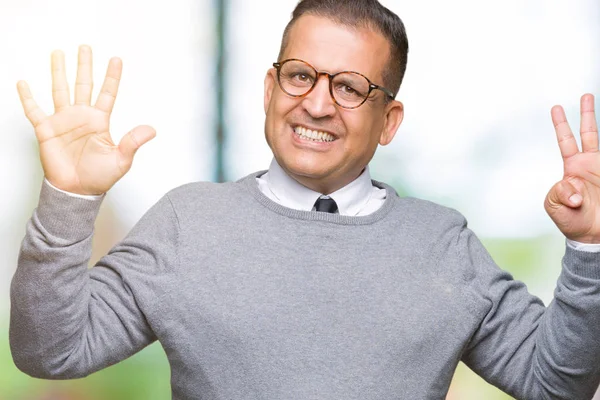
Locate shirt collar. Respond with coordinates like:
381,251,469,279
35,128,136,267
263,158,374,216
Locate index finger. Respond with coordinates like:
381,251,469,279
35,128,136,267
94,57,122,115
551,105,579,159
580,93,598,153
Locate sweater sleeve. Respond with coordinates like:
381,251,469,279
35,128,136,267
10,181,180,379
459,227,600,400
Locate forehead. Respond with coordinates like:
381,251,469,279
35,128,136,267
282,14,390,83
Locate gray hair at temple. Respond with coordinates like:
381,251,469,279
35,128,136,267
277,0,409,98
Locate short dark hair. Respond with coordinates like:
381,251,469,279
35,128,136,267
277,0,409,98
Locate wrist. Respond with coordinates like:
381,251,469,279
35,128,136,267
44,178,105,200
566,238,600,253
37,179,104,241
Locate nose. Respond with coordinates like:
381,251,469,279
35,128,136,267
301,75,337,118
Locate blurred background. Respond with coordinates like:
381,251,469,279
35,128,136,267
0,0,599,398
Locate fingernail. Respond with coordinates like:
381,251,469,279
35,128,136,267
569,194,582,205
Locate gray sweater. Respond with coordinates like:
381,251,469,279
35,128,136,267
10,172,600,399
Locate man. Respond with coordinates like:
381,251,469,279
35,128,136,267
9,0,600,399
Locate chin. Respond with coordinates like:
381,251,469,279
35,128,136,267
284,161,321,178
286,152,331,173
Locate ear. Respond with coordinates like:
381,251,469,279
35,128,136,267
379,100,404,146
264,68,277,114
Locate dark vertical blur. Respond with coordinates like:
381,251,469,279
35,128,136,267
215,0,227,182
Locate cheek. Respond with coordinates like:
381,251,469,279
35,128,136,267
265,98,284,131
343,111,379,140
265,100,295,147
342,113,383,155
269,92,298,120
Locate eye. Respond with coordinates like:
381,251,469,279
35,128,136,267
341,85,357,94
334,82,363,98
292,73,312,83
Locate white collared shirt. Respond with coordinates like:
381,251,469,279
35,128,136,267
256,158,386,216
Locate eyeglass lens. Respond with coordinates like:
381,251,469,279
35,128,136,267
278,60,371,108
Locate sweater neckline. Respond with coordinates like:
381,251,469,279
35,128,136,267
239,171,398,225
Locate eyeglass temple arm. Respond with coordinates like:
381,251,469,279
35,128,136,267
370,83,395,99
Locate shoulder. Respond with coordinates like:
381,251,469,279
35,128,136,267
374,180,466,228
394,195,466,226
376,179,467,230
373,191,470,264
161,173,261,217
166,172,262,200
167,180,228,199
384,194,493,287
163,181,239,209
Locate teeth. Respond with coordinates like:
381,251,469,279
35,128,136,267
294,126,335,142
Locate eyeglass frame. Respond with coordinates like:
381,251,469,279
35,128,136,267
272,58,396,109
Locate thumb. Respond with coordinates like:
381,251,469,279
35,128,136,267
545,179,583,211
117,125,156,168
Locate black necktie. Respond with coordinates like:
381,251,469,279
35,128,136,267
314,197,338,213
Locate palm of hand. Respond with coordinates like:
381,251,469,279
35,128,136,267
37,106,120,194
545,94,600,243
18,46,155,195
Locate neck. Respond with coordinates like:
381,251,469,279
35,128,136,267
288,170,365,195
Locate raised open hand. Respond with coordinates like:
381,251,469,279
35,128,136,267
17,45,156,195
545,94,600,243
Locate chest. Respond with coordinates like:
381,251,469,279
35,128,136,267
151,221,482,399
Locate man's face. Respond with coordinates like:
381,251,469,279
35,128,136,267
264,14,404,194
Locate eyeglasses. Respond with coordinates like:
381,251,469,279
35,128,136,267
272,59,395,109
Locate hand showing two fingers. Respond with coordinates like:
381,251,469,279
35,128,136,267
18,45,156,195
545,94,600,243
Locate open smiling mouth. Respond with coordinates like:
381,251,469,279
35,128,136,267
293,126,337,143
